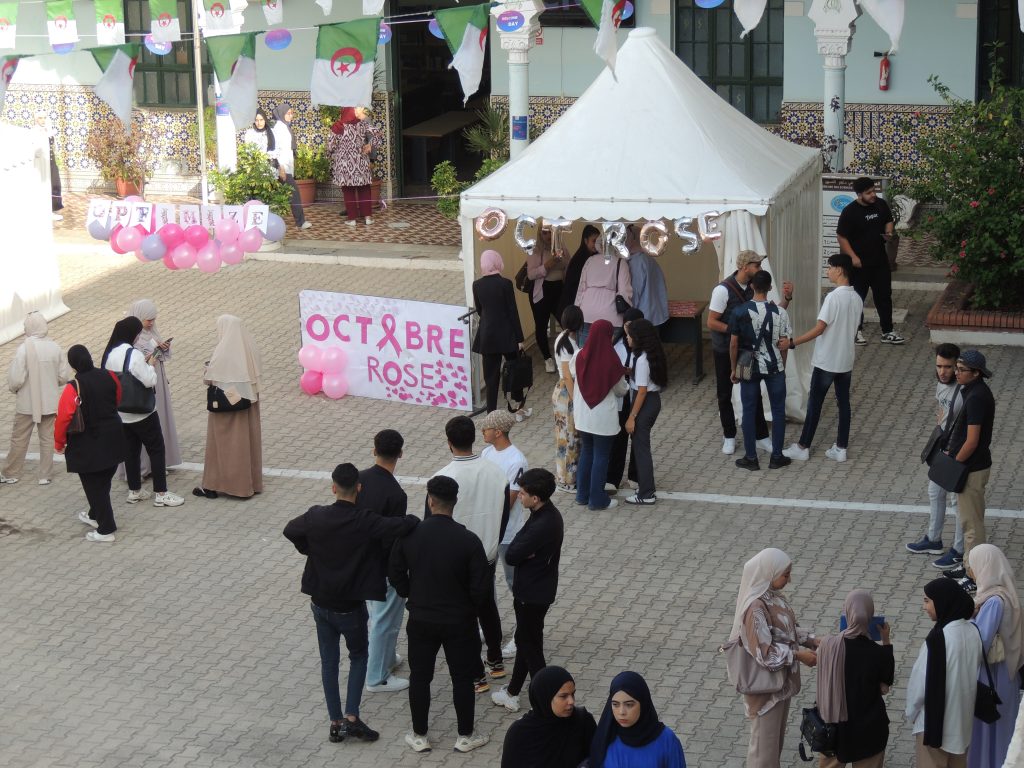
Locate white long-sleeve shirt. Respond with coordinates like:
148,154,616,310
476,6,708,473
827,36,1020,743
270,122,294,176
103,343,157,424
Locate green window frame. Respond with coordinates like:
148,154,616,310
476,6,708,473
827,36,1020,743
674,0,784,124
978,0,1024,96
123,0,211,107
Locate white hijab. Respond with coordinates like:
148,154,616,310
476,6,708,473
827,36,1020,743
730,548,792,640
23,312,48,423
969,544,1024,676
205,315,262,401
128,299,164,354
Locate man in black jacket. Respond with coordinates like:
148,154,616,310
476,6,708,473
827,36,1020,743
490,469,564,713
283,462,418,745
389,475,491,754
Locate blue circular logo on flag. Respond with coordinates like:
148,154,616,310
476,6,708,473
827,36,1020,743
264,28,292,50
378,23,392,44
51,42,75,55
831,194,854,213
696,0,725,7
497,11,525,32
428,19,444,39
144,34,173,56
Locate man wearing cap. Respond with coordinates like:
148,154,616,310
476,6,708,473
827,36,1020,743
389,475,491,754
707,250,793,456
836,176,904,346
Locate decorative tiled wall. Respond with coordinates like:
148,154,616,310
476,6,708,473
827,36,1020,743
488,95,577,139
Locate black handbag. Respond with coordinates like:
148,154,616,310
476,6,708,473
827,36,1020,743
798,705,837,761
514,263,534,294
975,625,1003,724
206,384,252,413
923,386,961,464
501,351,533,410
928,451,969,493
67,380,85,435
116,348,157,414
613,260,631,315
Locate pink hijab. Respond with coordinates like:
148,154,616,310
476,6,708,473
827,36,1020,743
816,589,874,723
480,249,504,276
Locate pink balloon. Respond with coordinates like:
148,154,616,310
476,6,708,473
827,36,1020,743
300,370,323,395
220,242,244,265
298,345,324,371
109,224,127,254
238,227,264,253
214,218,240,244
196,243,222,273
183,224,210,249
116,226,143,253
124,195,144,203
134,249,148,263
162,251,179,270
171,243,197,269
321,347,348,375
322,373,348,399
159,223,185,249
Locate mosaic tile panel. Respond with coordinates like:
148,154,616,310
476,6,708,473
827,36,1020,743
488,94,577,138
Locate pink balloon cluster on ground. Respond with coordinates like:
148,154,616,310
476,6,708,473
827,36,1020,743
91,197,285,273
297,344,349,399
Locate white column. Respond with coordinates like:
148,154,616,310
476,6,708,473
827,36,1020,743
809,0,860,172
492,0,544,160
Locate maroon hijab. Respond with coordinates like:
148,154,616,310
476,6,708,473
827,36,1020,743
575,319,625,408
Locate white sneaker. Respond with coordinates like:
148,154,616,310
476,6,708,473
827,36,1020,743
77,510,98,529
756,437,773,454
404,732,431,752
514,408,532,422
491,686,521,712
391,653,403,672
0,475,18,484
453,732,489,753
722,437,736,455
52,213,64,221
364,216,374,225
38,478,52,485
599,499,618,510
782,443,810,461
126,488,151,504
544,357,556,373
366,675,409,693
854,330,867,346
345,220,357,228
299,221,313,230
501,638,517,658
825,444,848,462
154,491,184,507
86,530,115,542
604,482,618,493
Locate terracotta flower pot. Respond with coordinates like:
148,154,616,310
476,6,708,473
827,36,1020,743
370,179,382,211
116,178,143,198
295,178,316,208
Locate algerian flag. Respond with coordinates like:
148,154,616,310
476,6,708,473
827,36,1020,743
92,44,139,129
207,33,257,128
46,0,78,46
95,0,125,46
435,4,489,106
261,0,283,26
0,54,19,102
579,0,625,71
202,0,235,32
149,0,181,43
363,0,385,15
858,0,905,53
310,18,380,108
315,0,332,15
0,2,18,50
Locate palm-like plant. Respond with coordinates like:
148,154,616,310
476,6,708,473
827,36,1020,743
463,108,509,160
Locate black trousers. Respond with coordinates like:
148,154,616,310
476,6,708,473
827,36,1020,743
712,348,767,440
607,390,636,488
852,262,893,333
407,618,479,737
481,352,517,413
79,465,117,535
476,559,503,673
507,600,550,696
123,412,167,493
529,281,563,360
284,173,306,226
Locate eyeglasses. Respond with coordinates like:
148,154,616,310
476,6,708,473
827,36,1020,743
955,365,976,373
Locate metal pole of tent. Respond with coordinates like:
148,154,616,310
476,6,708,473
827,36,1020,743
192,0,209,203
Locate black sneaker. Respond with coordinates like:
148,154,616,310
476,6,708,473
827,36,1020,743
343,717,380,742
735,456,760,471
943,565,968,580
329,722,345,743
768,455,791,469
956,576,978,596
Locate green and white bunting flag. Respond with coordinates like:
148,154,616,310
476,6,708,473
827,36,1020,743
149,0,181,43
0,54,20,101
314,0,332,16
202,0,235,32
91,44,139,128
0,2,18,50
95,0,125,46
580,0,625,71
435,4,489,106
46,0,78,46
362,0,385,15
310,18,380,108
261,0,283,26
207,33,257,128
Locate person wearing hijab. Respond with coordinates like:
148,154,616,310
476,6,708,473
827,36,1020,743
501,666,596,768
472,249,524,413
269,102,311,230
557,225,600,320
34,111,63,219
2,312,71,485
54,345,126,542
606,307,644,494
815,590,895,767
967,544,1024,767
242,109,275,156
906,578,984,767
195,315,263,499
590,671,686,767
328,106,377,226
569,319,628,511
729,548,819,768
102,317,184,508
575,238,632,349
551,305,583,493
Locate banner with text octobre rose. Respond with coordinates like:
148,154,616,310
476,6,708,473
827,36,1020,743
298,290,473,411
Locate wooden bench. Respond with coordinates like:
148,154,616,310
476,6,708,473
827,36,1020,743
659,300,707,385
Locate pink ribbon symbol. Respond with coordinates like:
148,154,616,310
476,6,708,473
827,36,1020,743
377,314,402,356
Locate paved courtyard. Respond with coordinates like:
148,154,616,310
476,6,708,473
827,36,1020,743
1,244,1022,767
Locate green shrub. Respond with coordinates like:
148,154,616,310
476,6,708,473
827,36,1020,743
431,160,465,220
210,143,293,218
295,145,331,183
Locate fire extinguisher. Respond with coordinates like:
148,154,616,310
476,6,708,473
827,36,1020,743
878,53,891,91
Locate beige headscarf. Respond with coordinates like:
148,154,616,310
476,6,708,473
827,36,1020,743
128,299,163,351
730,548,792,641
23,312,48,423
969,544,1024,676
205,315,262,402
816,589,874,723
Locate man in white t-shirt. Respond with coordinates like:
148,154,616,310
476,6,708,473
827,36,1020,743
783,253,864,463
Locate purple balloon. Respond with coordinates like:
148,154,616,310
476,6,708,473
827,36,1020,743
264,28,292,51
88,219,112,241
141,233,167,261
265,213,286,242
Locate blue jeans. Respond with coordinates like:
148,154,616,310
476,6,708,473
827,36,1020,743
798,367,852,450
366,584,405,686
311,601,368,721
740,372,786,459
927,477,963,551
576,431,615,509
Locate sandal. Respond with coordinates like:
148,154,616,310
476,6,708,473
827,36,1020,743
192,487,219,499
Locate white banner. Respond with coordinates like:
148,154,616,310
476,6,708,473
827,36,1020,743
299,290,473,411
178,204,201,228
86,199,111,227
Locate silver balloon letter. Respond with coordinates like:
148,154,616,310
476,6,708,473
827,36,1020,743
639,220,668,256
546,217,573,259
601,221,629,260
698,211,722,242
514,215,537,256
674,217,700,253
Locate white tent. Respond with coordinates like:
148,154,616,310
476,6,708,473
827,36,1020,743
460,27,822,418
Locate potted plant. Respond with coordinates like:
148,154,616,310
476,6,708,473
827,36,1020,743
84,113,148,197
210,143,294,217
294,145,330,207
